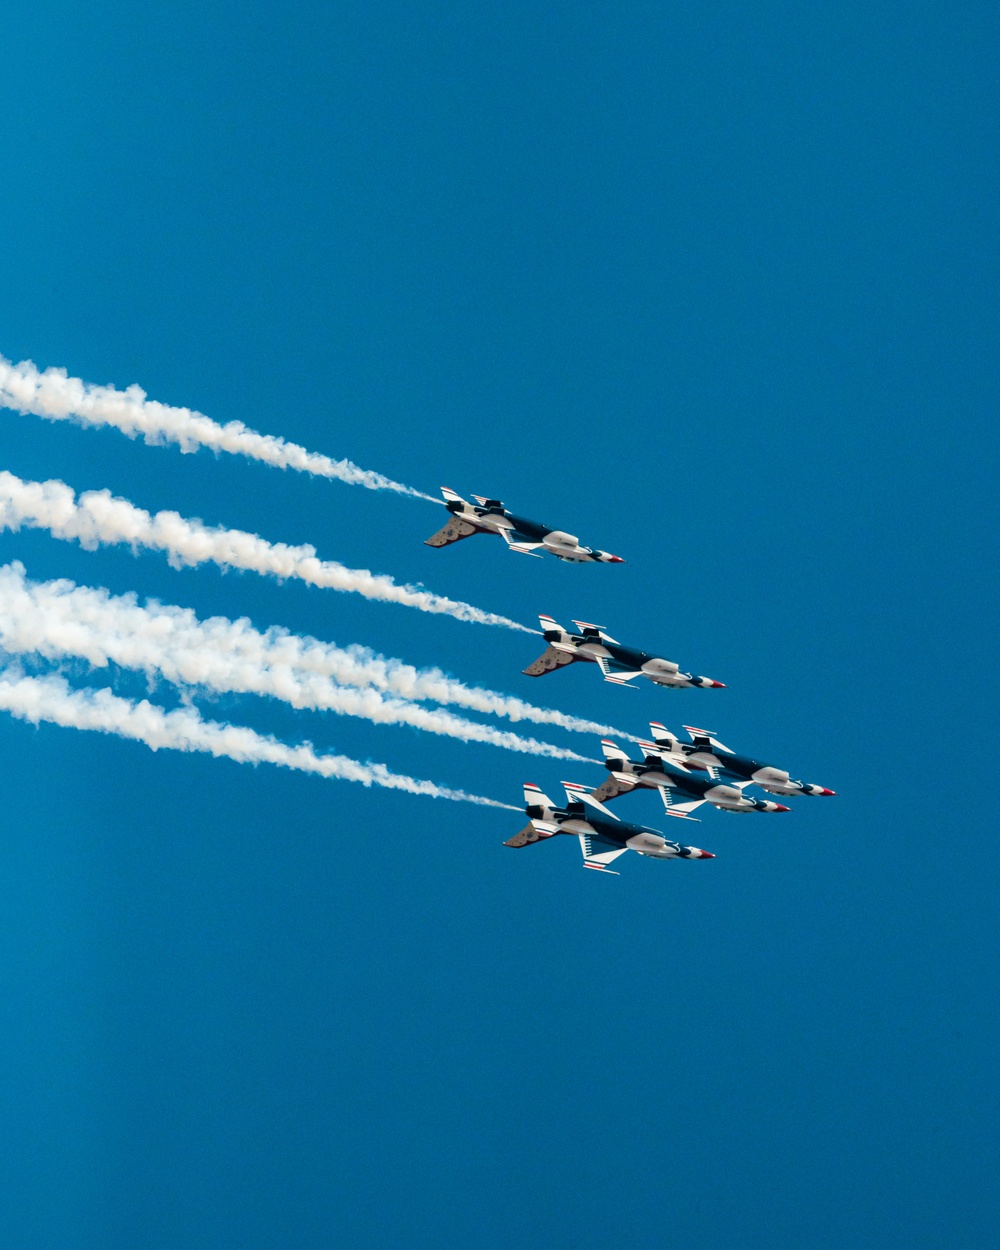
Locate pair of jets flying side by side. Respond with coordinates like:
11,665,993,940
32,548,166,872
424,488,720,688
505,726,835,876
425,488,723,688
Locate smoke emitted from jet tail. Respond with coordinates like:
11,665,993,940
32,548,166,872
0,666,521,809
0,472,533,632
0,354,439,503
0,562,594,761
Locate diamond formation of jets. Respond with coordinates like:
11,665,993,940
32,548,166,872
522,615,726,690
504,783,715,876
416,485,832,876
424,488,625,563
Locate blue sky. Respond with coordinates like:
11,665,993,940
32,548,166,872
1,1,997,1246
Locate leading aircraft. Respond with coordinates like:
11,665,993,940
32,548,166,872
522,616,726,689
424,488,625,563
592,739,792,816
504,782,715,875
646,723,836,797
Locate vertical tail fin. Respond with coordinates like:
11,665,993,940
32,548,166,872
600,739,630,766
523,783,556,815
648,722,681,751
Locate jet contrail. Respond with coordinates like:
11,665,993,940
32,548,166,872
0,354,439,503
0,667,520,810
0,562,596,761
0,471,534,632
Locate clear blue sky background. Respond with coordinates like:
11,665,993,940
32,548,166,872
0,2,997,1247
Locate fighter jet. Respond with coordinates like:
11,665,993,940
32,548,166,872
647,723,836,797
592,739,792,816
522,615,726,689
504,782,715,875
424,488,625,563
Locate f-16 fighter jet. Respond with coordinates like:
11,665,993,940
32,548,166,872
522,616,726,689
424,488,625,563
592,740,792,817
647,723,836,797
504,782,715,875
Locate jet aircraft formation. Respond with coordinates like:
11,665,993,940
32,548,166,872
425,487,833,877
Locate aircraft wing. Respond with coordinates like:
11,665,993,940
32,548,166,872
522,645,577,677
596,657,640,687
424,517,478,548
656,786,705,820
499,528,544,557
578,833,629,875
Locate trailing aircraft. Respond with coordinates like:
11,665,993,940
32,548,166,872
647,723,835,797
504,782,715,875
592,739,792,816
522,616,725,689
424,488,625,563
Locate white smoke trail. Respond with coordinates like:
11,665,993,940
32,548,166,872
0,354,439,503
0,560,626,740
0,471,534,633
0,562,596,761
0,666,520,809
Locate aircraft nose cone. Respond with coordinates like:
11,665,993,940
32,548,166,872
608,554,625,563
697,849,715,858
710,680,726,688
774,804,791,812
821,788,836,796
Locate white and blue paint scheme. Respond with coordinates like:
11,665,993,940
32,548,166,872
593,740,793,816
424,488,625,563
504,782,715,876
522,615,726,690
646,723,835,798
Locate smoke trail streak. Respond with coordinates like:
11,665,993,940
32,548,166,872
0,471,534,632
0,561,628,740
0,354,439,502
0,666,520,809
0,562,596,761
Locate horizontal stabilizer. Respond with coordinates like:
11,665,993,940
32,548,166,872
562,782,620,819
572,620,620,644
440,486,467,504
683,725,732,753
